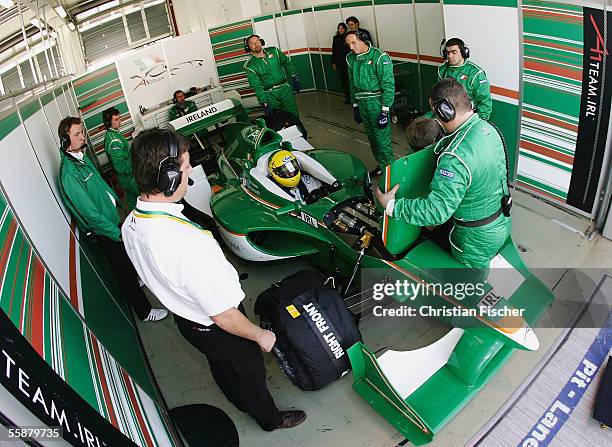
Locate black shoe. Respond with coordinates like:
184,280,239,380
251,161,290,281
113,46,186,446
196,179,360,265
369,166,382,177
276,410,306,429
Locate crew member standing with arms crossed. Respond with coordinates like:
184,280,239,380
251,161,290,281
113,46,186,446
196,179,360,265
243,35,302,119
345,30,395,177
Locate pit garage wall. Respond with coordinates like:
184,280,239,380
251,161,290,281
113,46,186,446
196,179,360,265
518,1,611,217
247,0,612,217
442,0,522,179
0,88,178,446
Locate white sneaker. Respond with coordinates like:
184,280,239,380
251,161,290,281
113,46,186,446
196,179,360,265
144,308,168,322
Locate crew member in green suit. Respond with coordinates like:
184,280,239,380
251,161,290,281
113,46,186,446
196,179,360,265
345,30,395,177
375,79,511,268
243,34,301,118
169,90,198,120
57,116,167,323
102,107,139,210
438,38,492,120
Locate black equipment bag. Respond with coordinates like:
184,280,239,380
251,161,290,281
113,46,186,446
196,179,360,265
255,270,361,391
170,404,239,447
593,356,611,427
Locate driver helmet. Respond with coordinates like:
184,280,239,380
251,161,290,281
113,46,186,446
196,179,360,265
268,149,301,188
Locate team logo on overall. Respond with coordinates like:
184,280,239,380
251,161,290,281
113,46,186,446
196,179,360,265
438,168,455,179
460,74,468,80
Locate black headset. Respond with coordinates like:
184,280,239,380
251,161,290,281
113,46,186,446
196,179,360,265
244,35,265,53
440,38,470,60
59,117,73,151
60,133,71,151
157,132,183,197
431,81,457,123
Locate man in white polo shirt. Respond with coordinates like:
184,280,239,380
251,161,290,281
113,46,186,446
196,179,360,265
121,128,306,431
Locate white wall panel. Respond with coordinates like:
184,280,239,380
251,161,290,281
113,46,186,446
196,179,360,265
21,105,71,226
443,5,519,92
253,18,280,49
283,13,309,51
42,97,62,147
375,3,416,57
64,85,79,116
303,10,319,49
314,7,343,51
415,2,445,62
275,16,290,51
55,89,71,116
0,124,70,296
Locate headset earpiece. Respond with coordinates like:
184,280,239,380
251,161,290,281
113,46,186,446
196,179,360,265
440,38,448,59
461,43,470,59
157,133,182,197
433,97,456,123
102,111,111,129
61,133,71,150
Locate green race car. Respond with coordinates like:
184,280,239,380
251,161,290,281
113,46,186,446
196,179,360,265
173,98,554,445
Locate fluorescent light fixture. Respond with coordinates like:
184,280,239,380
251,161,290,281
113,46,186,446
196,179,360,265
53,5,67,18
67,21,76,31
30,18,43,28
0,1,14,9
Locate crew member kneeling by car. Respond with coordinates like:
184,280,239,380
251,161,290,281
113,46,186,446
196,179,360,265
121,128,306,431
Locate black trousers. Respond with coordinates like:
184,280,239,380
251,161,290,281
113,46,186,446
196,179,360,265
96,235,152,320
337,63,351,101
174,312,283,431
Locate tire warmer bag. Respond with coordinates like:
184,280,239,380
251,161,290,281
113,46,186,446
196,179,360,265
255,270,361,391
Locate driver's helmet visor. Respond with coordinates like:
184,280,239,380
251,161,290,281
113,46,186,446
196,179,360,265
272,158,300,179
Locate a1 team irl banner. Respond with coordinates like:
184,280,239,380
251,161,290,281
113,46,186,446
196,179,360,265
567,8,612,213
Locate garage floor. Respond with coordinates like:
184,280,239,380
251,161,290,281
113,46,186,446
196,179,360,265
136,92,612,447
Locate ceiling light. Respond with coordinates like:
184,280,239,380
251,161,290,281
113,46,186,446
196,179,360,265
0,1,14,9
67,22,75,31
53,5,67,18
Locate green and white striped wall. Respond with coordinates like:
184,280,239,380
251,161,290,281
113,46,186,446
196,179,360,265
518,0,582,205
0,90,178,446
210,20,256,101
